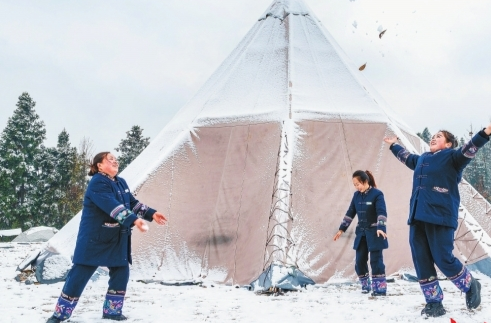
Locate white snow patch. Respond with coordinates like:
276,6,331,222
41,254,72,280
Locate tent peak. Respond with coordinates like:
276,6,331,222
259,0,313,21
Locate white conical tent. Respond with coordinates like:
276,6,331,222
42,0,491,285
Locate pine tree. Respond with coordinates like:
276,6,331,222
416,127,432,144
32,131,91,229
32,145,59,227
0,93,46,230
55,129,78,226
115,125,150,172
64,137,93,224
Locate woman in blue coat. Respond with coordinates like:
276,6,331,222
384,124,491,318
333,170,388,296
46,152,167,322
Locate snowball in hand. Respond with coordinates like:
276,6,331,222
141,223,149,232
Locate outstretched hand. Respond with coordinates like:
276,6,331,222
377,230,387,239
383,136,398,145
153,212,168,225
333,230,343,241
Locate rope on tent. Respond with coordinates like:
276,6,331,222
454,208,490,264
262,122,297,271
463,234,485,264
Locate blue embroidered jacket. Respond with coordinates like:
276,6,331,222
390,130,490,229
72,173,156,267
339,187,388,251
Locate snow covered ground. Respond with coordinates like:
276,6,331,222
1,243,490,323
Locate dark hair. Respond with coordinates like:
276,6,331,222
438,130,458,149
88,151,110,176
352,170,377,188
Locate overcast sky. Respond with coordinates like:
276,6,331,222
1,0,490,154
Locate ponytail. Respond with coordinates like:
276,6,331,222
365,170,377,188
352,170,377,188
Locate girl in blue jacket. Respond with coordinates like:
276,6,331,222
46,152,168,322
384,124,491,318
333,170,388,296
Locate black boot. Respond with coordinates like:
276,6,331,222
371,291,386,296
420,302,446,318
103,313,128,321
466,277,481,309
46,316,62,323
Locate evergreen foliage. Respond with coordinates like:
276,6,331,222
31,130,91,228
0,94,92,230
0,93,46,230
416,127,432,144
115,125,149,172
66,137,93,224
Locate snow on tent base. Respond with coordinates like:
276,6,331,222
250,264,315,292
33,251,71,284
22,0,491,285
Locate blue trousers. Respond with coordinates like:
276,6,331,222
409,220,463,280
62,264,130,297
355,235,385,276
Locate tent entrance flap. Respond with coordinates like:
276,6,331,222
250,263,315,291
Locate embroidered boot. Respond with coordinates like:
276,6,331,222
48,293,79,322
359,274,371,294
419,278,445,318
449,267,481,309
103,290,127,321
371,275,387,296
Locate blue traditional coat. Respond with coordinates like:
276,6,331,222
72,173,156,267
339,187,388,251
390,130,490,229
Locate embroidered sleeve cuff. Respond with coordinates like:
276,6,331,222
396,148,410,164
377,215,387,232
111,205,139,227
132,203,156,222
143,207,156,222
339,216,353,232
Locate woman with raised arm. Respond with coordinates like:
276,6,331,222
384,124,491,318
333,170,388,296
46,152,168,322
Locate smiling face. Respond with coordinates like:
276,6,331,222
97,153,119,177
429,132,452,152
352,177,369,193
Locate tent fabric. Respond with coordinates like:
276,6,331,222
131,123,282,283
28,0,491,285
250,264,315,291
12,227,58,243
